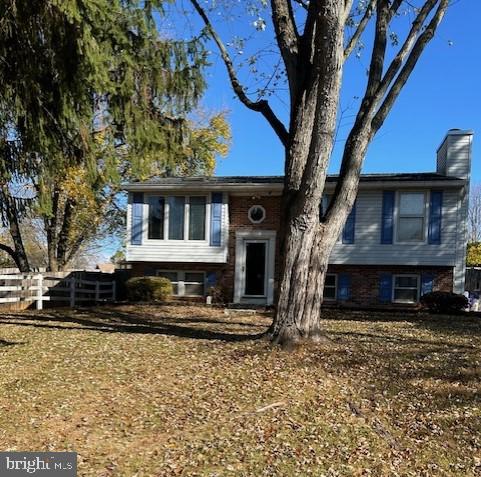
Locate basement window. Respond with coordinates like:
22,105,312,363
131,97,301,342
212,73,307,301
392,274,420,303
156,270,205,297
324,274,337,301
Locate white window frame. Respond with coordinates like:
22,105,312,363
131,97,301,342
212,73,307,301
392,274,420,304
156,270,205,297
395,191,428,244
324,273,337,301
145,193,210,243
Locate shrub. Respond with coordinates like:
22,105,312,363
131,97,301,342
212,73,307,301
420,291,468,313
125,276,173,302
207,284,229,304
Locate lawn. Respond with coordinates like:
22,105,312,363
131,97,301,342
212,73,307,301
0,305,480,476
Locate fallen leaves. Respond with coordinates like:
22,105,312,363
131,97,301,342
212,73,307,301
0,305,480,476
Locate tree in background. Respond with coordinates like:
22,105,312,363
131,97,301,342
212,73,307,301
0,0,230,272
468,184,481,243
187,0,450,346
466,184,481,267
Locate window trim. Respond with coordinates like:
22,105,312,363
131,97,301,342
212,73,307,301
394,191,428,244
145,193,210,243
324,273,337,301
392,274,420,304
156,270,206,297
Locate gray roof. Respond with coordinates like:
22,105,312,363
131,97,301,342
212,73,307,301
125,172,462,187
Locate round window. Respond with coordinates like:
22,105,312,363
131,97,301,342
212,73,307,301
248,205,266,224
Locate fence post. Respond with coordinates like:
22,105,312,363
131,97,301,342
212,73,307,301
36,274,43,310
70,277,76,308
112,281,116,302
95,281,100,303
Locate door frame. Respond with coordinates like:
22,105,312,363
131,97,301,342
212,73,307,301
234,230,276,305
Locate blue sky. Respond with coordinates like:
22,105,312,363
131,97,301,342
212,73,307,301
191,1,480,183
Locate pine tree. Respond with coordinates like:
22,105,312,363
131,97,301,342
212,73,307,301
0,0,228,271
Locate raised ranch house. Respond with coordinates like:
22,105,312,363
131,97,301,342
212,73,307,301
124,129,473,307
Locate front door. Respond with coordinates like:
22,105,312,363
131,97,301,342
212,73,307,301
234,231,276,305
244,240,267,297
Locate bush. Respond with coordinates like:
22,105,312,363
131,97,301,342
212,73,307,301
125,276,173,302
420,291,468,313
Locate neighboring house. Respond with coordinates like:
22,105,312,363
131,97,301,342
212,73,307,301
124,129,473,307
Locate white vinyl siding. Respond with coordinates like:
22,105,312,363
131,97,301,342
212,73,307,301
329,188,460,266
126,192,229,263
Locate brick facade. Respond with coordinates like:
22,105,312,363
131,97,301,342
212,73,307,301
128,193,455,306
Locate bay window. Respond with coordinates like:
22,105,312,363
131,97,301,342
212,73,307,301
147,195,208,241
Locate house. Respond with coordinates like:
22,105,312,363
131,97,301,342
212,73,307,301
124,129,473,307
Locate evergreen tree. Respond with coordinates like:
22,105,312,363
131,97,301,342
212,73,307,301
0,0,228,271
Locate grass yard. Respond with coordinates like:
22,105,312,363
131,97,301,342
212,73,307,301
0,305,480,476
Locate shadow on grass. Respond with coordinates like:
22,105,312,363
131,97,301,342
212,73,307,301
0,307,266,343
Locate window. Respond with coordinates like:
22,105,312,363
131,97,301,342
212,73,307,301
156,270,205,297
324,274,337,300
147,195,208,241
248,205,266,224
184,272,205,296
397,192,426,242
169,196,185,240
393,275,419,303
148,196,164,239
189,197,206,240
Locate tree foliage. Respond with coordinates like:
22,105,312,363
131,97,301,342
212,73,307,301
0,0,229,271
467,242,481,267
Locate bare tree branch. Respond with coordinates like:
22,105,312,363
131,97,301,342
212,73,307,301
326,0,448,228
344,0,376,60
371,0,449,133
271,0,299,97
189,0,289,146
365,0,389,98
291,0,308,10
374,0,439,104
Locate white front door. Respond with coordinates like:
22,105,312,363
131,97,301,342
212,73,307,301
234,231,276,305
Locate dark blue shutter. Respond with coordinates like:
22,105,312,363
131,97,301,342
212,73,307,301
206,272,217,289
131,192,144,245
379,273,393,303
342,201,356,244
428,190,443,245
421,273,435,295
210,193,223,246
381,191,394,244
338,273,351,301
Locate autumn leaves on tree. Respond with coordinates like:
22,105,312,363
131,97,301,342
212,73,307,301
0,0,230,271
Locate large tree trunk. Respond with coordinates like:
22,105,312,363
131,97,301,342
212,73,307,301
268,1,346,347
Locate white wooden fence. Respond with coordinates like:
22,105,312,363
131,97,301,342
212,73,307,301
0,273,116,310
